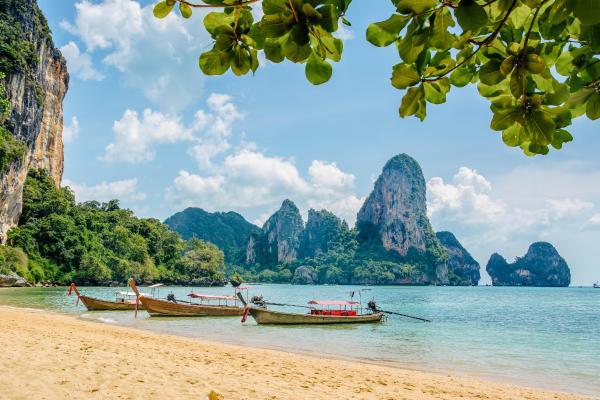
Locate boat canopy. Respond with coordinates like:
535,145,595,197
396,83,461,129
117,291,150,297
308,300,359,306
148,283,164,288
187,293,237,301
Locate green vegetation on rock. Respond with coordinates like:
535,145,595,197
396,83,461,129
1,170,226,285
164,207,260,263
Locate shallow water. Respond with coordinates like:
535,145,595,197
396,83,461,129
1,285,599,396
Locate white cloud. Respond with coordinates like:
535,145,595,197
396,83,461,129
589,214,600,225
61,0,209,110
168,149,363,225
63,178,146,203
62,116,80,143
102,108,193,163
59,42,104,81
546,198,593,219
102,93,242,165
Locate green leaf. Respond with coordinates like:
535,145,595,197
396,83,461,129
283,37,311,62
399,85,426,121
586,93,600,120
502,124,525,147
366,14,410,47
153,1,174,19
524,54,545,74
231,47,251,76
491,107,520,131
430,7,455,50
551,129,574,149
396,0,438,15
423,78,450,104
479,60,506,85
316,4,338,32
258,14,294,38
179,2,192,19
204,12,234,36
199,50,231,75
525,110,555,145
450,67,474,87
391,63,421,89
263,0,289,15
455,0,487,32
500,56,515,76
305,53,333,85
573,0,600,26
264,38,284,63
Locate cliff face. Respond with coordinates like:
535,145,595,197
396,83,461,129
356,154,448,284
486,242,571,287
0,0,67,242
164,207,260,263
357,154,430,255
299,209,347,259
245,199,304,264
436,231,480,286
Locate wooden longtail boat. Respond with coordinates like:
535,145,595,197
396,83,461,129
240,298,384,325
68,283,146,311
128,278,245,317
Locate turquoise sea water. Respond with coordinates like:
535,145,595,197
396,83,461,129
1,285,599,396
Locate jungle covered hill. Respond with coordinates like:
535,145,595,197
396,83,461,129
0,170,226,286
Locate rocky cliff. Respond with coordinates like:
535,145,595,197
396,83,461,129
486,242,570,287
164,207,260,262
357,154,430,254
299,209,348,259
246,199,304,264
0,0,67,243
356,154,447,284
436,231,480,286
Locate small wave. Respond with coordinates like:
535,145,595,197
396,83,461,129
96,317,117,324
79,314,117,324
0,305,44,313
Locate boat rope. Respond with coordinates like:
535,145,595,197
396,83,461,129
368,300,431,322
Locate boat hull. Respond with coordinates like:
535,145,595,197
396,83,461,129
79,295,142,311
139,296,244,317
248,308,384,325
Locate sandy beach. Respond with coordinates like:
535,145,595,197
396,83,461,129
0,306,595,400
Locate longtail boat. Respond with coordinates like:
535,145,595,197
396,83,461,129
240,297,384,325
128,278,245,317
68,283,150,311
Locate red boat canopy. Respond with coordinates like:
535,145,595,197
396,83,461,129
187,293,237,301
308,300,359,306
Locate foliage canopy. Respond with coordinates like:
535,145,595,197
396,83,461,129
153,0,598,155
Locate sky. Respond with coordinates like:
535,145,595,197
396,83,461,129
38,0,600,285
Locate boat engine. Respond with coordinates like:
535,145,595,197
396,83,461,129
367,300,378,312
250,295,265,306
167,293,177,303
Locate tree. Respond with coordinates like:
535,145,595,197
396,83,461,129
152,0,598,155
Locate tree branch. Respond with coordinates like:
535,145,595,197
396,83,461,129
180,0,260,8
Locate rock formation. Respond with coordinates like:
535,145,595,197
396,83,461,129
356,154,448,284
164,207,260,262
292,265,318,284
246,199,304,265
486,242,570,287
0,270,29,287
436,231,480,285
299,209,348,259
357,154,431,255
0,0,68,242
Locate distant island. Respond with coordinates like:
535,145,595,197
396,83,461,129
486,242,571,287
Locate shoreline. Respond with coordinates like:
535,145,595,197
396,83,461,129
1,305,597,400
